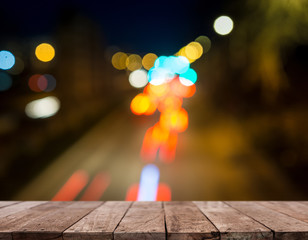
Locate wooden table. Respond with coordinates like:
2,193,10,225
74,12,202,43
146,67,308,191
0,201,308,240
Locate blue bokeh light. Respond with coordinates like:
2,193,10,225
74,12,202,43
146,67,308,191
0,72,13,91
179,68,197,84
0,51,15,70
137,164,160,201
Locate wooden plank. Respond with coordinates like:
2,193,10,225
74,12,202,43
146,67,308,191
114,201,165,240
226,201,308,240
12,201,102,240
0,201,71,240
164,201,219,240
63,201,131,240
0,202,20,209
258,201,308,224
194,201,272,240
0,201,46,219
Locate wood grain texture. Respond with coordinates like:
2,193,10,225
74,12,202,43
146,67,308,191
0,201,46,219
114,201,165,240
164,201,219,240
0,201,69,240
258,201,308,224
194,201,272,240
63,201,131,240
226,201,308,240
0,202,19,209
12,201,102,240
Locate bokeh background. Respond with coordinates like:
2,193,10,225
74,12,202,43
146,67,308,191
1,0,308,201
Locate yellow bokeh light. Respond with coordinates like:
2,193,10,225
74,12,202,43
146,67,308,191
185,42,203,61
126,54,142,71
111,52,128,70
35,43,55,62
177,42,203,63
142,53,158,70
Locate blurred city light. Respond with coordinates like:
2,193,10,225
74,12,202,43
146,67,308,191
35,43,55,62
130,93,152,115
137,164,160,201
80,172,110,200
52,170,89,201
0,72,13,91
42,74,57,92
25,96,60,119
179,68,197,86
28,74,56,92
125,183,139,201
184,42,203,62
142,53,158,70
126,54,142,71
111,52,128,70
156,183,171,201
0,50,15,70
7,57,24,75
28,74,43,92
214,16,233,35
128,69,148,88
195,35,211,53
176,42,204,63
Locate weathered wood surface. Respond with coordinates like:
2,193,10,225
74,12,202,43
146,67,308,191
64,201,131,240
114,201,165,240
0,201,308,240
258,201,308,224
164,201,219,240
194,201,272,240
226,201,308,240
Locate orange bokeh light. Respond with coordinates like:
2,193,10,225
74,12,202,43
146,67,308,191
160,108,189,132
125,183,171,201
156,183,172,201
158,96,182,113
52,170,88,201
159,133,178,163
130,93,151,115
170,78,196,98
80,172,110,201
125,183,139,201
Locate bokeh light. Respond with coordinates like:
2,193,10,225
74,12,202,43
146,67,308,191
184,42,203,62
129,69,148,88
0,50,15,70
130,93,151,115
28,74,57,92
137,164,160,201
142,53,158,70
195,36,211,53
0,72,13,91
160,108,189,132
28,74,42,92
126,54,142,71
42,74,57,92
52,170,89,201
214,16,234,35
111,52,128,70
35,43,55,62
179,68,197,86
7,57,24,75
25,96,60,119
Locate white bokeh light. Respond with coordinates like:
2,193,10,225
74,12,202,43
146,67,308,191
214,16,233,35
129,69,148,88
25,96,60,119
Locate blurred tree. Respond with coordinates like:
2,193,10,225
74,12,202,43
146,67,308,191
231,0,308,101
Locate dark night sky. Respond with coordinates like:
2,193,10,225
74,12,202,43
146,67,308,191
1,0,227,55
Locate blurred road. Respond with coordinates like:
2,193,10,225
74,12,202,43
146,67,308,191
15,95,303,200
